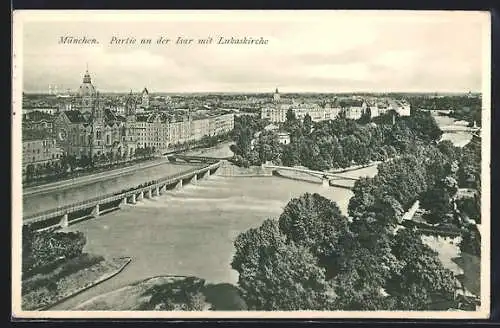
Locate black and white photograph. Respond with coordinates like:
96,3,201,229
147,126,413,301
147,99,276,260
12,10,490,319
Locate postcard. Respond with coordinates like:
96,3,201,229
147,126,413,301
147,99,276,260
12,10,491,319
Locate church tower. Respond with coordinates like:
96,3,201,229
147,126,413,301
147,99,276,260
91,92,105,124
273,87,280,103
78,65,97,112
141,87,150,109
125,90,137,118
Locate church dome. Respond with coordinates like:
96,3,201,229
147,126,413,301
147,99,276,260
79,83,96,97
78,69,96,97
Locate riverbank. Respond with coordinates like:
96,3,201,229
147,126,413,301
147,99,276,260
183,141,235,158
23,156,159,190
22,255,131,311
23,140,234,196
23,157,170,196
72,275,247,311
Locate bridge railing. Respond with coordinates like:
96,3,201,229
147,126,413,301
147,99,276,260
263,164,352,179
23,162,221,223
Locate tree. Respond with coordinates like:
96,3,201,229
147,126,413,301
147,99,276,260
24,229,87,274
348,177,378,218
420,187,453,225
437,140,458,162
25,164,35,182
231,219,335,310
286,108,296,122
332,213,399,310
253,131,282,164
441,176,459,197
387,228,457,310
229,144,241,156
281,143,300,167
278,193,349,278
303,113,313,135
456,196,480,223
142,277,208,311
459,225,481,257
372,195,405,226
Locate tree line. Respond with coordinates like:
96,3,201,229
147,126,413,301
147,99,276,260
22,226,87,278
407,95,481,127
231,192,466,310
24,146,157,183
230,109,481,311
231,109,443,171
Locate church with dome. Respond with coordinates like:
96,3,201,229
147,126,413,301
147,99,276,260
76,67,97,112
52,67,234,164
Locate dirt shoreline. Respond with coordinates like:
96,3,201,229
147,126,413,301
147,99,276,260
23,256,131,311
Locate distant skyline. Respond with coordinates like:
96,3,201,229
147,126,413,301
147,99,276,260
17,11,489,94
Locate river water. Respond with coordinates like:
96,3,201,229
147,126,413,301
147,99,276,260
50,115,473,310
53,164,377,310
431,112,474,148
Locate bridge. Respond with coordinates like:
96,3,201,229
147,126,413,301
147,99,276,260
167,154,233,164
440,126,480,133
262,164,360,189
24,161,222,231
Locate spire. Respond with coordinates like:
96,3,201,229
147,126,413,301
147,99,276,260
83,65,92,84
275,87,279,94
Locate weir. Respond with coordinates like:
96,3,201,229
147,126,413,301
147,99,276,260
24,161,222,231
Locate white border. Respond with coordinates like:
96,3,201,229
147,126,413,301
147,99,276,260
11,10,492,319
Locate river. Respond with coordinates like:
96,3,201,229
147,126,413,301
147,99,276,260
52,164,378,310
49,117,473,310
431,112,474,148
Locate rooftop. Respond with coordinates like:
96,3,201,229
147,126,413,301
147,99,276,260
23,128,53,141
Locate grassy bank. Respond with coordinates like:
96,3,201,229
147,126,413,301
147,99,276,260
22,254,131,311
73,276,248,311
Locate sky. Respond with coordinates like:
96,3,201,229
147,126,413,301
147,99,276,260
15,10,490,94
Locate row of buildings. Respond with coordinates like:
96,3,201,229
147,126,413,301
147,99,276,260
22,69,234,174
261,89,411,123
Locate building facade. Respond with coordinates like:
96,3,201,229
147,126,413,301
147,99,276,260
22,136,63,174
51,69,235,161
261,89,412,123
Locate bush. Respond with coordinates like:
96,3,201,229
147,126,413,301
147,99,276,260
23,228,87,277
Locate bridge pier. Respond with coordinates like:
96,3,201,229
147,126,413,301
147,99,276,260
176,180,183,190
137,191,144,201
59,213,69,228
191,174,197,184
322,178,329,188
130,194,136,204
120,197,127,207
155,186,160,196
146,189,152,199
92,204,100,217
